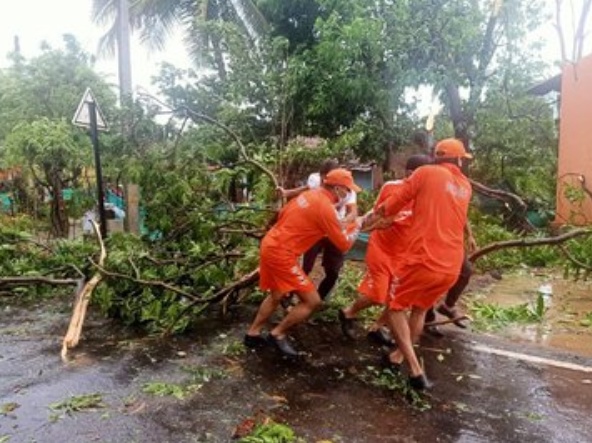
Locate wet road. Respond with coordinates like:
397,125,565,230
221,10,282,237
1,298,592,443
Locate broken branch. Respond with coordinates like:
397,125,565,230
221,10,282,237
61,221,107,362
469,228,592,262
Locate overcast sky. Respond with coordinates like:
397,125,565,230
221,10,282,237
0,0,589,101
0,0,190,96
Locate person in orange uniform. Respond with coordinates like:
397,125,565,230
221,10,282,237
376,138,472,390
338,155,433,345
245,169,362,357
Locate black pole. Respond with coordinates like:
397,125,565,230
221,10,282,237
88,100,108,238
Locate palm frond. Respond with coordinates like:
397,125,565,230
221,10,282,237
91,0,118,25
227,0,269,41
92,0,120,57
132,0,187,51
97,20,120,57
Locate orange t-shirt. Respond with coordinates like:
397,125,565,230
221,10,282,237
263,188,358,258
370,180,414,259
379,163,471,275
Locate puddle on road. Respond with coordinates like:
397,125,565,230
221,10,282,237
466,270,592,357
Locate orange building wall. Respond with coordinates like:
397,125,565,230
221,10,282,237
555,54,592,225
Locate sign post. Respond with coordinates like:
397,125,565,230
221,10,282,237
73,88,109,238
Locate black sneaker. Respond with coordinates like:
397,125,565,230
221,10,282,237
437,304,460,318
367,328,396,347
268,334,300,357
380,353,402,374
243,334,268,348
408,374,433,391
338,310,356,340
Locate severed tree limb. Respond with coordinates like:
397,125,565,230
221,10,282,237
469,228,592,263
163,268,260,336
61,221,106,362
89,260,203,303
469,178,527,211
219,228,265,239
0,276,81,287
88,253,248,308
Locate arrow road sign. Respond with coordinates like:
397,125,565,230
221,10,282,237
72,88,108,131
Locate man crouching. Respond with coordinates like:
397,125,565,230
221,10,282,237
245,168,362,357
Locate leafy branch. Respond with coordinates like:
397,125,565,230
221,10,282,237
137,92,279,188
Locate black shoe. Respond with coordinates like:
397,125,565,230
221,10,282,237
243,333,268,348
268,334,300,357
380,353,402,374
437,304,458,319
423,325,445,338
367,328,396,347
338,310,356,340
408,374,433,391
437,304,467,329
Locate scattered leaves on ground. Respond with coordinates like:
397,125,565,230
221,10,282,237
49,393,105,415
142,381,201,400
0,402,19,416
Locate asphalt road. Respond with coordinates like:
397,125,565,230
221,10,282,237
1,298,591,443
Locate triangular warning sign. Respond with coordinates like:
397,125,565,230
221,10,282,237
72,88,108,131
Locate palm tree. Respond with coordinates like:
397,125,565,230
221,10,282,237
91,0,269,81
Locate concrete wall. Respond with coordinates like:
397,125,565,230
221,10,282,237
555,54,592,225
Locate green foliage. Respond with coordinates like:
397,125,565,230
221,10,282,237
470,211,561,271
470,67,558,210
0,402,19,416
49,393,104,415
359,367,431,412
580,312,592,328
315,262,372,323
0,34,116,140
180,365,227,383
0,217,95,299
356,190,378,216
142,364,225,400
468,296,546,331
5,117,91,237
222,339,248,357
0,37,116,235
562,235,592,281
142,382,199,400
5,118,90,170
238,421,299,443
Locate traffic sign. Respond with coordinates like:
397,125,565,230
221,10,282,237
72,88,108,131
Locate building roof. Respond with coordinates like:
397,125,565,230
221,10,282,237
527,74,562,96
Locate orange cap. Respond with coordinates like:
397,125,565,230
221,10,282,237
324,168,362,192
434,138,473,159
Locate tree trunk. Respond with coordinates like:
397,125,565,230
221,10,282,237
445,81,471,151
49,180,69,238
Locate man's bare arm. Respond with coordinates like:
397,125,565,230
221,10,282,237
276,185,309,199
